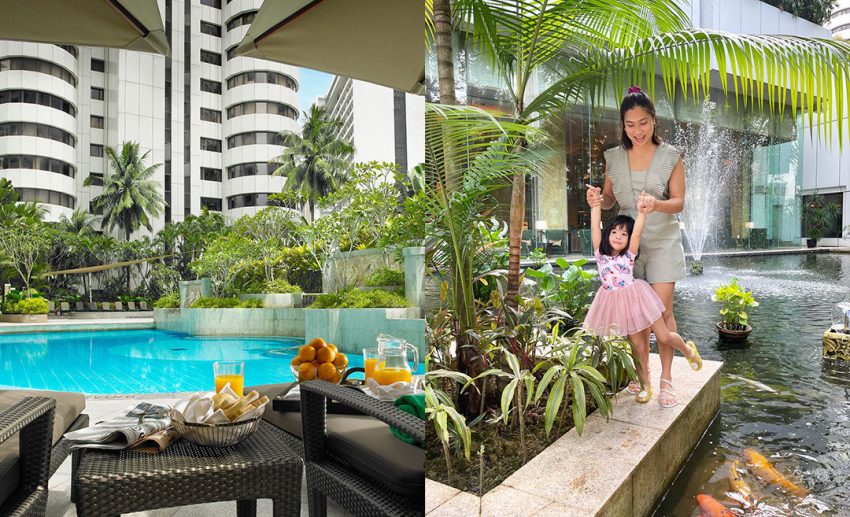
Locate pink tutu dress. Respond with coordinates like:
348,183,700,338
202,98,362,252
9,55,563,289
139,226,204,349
582,249,666,337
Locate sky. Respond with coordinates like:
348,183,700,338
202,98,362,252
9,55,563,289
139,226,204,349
297,67,334,124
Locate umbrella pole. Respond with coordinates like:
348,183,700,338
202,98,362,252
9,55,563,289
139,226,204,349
89,272,93,303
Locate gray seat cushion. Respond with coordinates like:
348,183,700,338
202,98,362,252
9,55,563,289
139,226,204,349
250,383,425,496
0,389,86,507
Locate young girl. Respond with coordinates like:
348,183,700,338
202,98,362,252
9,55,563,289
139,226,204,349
582,188,702,406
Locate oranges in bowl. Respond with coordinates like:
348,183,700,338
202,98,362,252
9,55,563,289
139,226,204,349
290,337,349,383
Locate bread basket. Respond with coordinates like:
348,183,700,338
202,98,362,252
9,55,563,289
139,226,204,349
173,416,261,447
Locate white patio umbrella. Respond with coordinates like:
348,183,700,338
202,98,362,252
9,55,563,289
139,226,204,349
235,0,423,93
0,0,169,56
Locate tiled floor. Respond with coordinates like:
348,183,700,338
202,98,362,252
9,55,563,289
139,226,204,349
46,397,350,517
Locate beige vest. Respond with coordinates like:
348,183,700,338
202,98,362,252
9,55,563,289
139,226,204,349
603,142,682,214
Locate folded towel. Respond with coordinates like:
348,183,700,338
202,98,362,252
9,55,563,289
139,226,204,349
390,394,425,445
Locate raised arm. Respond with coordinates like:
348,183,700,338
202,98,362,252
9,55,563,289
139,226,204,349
600,170,616,210
586,165,617,210
629,207,646,256
590,201,602,251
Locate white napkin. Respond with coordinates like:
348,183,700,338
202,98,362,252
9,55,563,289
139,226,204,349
169,383,268,424
365,378,420,401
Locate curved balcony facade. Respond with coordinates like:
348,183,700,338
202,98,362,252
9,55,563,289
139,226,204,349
221,0,299,219
0,41,78,220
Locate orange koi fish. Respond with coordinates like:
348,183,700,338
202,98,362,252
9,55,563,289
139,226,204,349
696,494,734,517
743,448,809,497
728,460,755,505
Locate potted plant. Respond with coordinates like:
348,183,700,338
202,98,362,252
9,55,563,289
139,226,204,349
712,278,758,340
802,193,840,248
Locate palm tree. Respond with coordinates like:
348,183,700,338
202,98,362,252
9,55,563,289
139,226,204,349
271,104,354,222
85,142,165,241
445,0,850,304
57,210,98,236
0,178,46,225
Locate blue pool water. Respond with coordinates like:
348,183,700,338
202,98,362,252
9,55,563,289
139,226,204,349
0,329,383,394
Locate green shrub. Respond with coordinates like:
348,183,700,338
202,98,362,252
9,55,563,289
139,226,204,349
188,297,264,308
190,297,241,308
6,288,43,303
364,267,405,287
263,278,302,294
309,288,409,309
153,292,180,309
4,298,49,314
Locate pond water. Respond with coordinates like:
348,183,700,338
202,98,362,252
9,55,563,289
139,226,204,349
653,253,850,516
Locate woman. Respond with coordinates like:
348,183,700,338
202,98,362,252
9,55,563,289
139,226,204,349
585,86,696,408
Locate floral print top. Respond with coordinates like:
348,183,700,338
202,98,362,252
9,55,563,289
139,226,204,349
594,249,636,291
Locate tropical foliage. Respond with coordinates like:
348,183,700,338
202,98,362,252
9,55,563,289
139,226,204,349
712,278,759,329
272,104,354,221
85,142,165,241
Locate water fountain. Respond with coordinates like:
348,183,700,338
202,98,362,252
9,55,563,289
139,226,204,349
669,98,744,274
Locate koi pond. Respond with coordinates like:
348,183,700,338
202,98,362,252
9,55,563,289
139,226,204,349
653,252,850,516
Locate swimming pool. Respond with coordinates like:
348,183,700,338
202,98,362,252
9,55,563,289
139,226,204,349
0,329,368,394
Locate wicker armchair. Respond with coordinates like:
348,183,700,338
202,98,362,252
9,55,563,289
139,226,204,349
300,381,425,517
0,397,56,517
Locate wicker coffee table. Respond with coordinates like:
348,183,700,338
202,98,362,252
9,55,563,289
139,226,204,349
71,420,303,517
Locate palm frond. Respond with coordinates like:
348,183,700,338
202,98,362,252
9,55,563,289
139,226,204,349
527,29,850,145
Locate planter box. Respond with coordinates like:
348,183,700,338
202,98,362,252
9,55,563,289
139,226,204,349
304,307,425,359
240,293,303,308
0,313,48,323
426,355,722,516
154,307,304,337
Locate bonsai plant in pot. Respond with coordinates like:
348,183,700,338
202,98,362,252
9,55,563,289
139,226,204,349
712,278,758,341
802,193,840,248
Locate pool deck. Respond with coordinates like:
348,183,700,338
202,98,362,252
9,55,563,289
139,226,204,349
0,317,154,334
426,354,722,516
46,396,351,517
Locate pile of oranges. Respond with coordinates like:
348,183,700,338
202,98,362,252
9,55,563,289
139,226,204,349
291,337,349,383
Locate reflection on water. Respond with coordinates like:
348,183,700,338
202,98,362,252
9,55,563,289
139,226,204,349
653,253,850,516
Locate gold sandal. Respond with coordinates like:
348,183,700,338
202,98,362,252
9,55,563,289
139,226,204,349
686,340,703,371
636,386,652,403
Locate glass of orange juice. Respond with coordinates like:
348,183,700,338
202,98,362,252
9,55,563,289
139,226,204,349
214,361,245,397
362,349,381,380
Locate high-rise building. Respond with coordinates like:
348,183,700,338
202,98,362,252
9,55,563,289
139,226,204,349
828,0,850,39
0,0,300,236
320,76,424,172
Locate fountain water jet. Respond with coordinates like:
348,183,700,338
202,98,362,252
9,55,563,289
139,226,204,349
671,98,745,271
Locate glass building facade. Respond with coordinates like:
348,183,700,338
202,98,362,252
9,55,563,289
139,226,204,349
427,36,806,256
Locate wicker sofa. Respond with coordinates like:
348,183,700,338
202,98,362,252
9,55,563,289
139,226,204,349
0,390,88,516
249,381,425,517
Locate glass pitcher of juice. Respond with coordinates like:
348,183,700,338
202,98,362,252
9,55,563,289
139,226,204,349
373,341,419,385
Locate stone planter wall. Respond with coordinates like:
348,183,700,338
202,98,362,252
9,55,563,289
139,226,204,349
304,307,425,359
0,313,48,323
154,307,305,337
239,293,303,308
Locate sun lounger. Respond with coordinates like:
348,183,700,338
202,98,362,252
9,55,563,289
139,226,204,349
86,302,98,311
75,302,85,312
60,302,71,315
250,381,424,516
0,390,88,516
127,301,137,311
114,301,123,311
139,301,148,310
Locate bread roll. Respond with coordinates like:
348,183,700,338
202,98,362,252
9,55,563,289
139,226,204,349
223,391,259,421
212,392,238,411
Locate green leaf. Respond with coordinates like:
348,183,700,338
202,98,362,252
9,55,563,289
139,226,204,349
544,374,568,436
501,378,519,425
571,373,587,436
